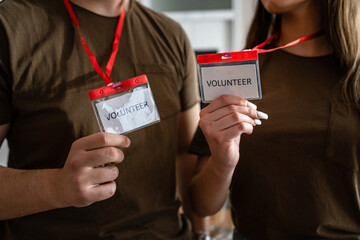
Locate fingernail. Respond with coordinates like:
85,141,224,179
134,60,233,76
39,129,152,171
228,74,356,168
247,101,257,110
254,119,262,125
257,111,268,120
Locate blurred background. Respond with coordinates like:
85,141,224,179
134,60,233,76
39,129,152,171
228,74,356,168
0,139,7,166
140,0,257,53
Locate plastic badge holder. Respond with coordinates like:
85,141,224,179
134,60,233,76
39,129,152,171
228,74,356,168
197,50,262,103
89,75,160,134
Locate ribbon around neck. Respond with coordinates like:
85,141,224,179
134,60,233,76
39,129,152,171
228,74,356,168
252,30,324,54
64,0,126,85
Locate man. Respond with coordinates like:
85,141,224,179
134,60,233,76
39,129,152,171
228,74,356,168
0,0,200,239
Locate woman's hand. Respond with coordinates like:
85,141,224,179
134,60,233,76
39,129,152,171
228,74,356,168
199,95,267,175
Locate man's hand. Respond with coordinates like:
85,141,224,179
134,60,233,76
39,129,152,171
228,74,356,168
57,132,131,208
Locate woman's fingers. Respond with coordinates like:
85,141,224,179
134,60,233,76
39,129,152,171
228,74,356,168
200,95,248,116
218,122,254,140
200,95,268,120
203,105,259,122
199,95,269,140
201,111,256,132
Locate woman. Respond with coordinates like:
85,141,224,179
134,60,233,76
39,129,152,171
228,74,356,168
189,0,360,239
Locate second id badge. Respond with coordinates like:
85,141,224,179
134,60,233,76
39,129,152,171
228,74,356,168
88,75,160,134
197,50,262,103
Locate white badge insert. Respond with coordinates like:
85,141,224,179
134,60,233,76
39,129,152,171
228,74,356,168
89,75,160,134
197,50,262,103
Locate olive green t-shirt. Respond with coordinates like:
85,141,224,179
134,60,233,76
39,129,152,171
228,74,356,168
190,50,360,239
0,0,199,239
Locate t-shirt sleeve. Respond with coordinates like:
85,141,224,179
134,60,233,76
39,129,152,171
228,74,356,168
188,126,211,156
178,27,200,112
0,22,13,125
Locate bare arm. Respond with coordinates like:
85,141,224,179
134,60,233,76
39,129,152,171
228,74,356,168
176,103,211,233
0,125,131,220
189,95,267,217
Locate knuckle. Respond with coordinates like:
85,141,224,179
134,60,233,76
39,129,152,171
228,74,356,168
245,128,253,135
219,95,228,104
69,180,91,207
72,174,83,186
198,118,207,130
68,156,81,170
237,122,247,131
107,147,119,160
213,133,224,145
231,112,241,122
204,122,215,135
240,98,247,106
237,122,253,134
228,105,237,112
98,132,110,145
249,108,257,117
100,183,116,200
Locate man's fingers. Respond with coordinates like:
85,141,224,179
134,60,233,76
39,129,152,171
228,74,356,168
91,182,117,202
88,165,119,185
73,132,131,151
85,147,125,167
75,181,117,206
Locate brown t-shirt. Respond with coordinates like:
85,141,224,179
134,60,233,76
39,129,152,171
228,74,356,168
190,50,360,239
0,0,199,239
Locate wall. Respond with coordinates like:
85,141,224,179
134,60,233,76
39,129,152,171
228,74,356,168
140,0,257,53
0,140,8,166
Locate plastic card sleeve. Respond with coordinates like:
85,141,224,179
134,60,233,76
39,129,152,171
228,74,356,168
197,50,262,103
88,75,160,135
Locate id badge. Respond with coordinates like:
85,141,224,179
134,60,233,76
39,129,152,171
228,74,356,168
197,50,262,103
88,75,160,134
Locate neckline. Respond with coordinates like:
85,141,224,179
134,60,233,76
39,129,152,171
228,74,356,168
69,0,133,19
275,49,335,60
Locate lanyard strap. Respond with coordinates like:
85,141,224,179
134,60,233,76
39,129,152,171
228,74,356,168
252,30,324,54
64,0,126,85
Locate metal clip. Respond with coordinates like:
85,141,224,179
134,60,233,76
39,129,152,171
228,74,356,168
221,52,232,59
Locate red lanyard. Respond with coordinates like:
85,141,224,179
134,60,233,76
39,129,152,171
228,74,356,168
64,0,126,86
252,30,324,53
